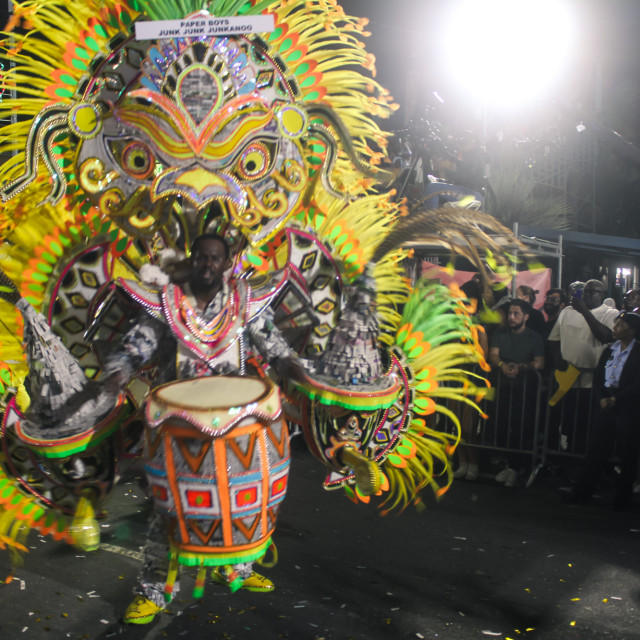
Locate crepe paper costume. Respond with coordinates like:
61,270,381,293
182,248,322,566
0,0,527,575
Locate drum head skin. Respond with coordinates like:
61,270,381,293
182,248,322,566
145,375,282,436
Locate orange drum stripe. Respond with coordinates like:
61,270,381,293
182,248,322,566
163,430,189,544
259,428,269,540
214,436,233,546
266,419,288,458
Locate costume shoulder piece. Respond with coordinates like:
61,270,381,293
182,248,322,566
246,268,290,320
115,278,164,319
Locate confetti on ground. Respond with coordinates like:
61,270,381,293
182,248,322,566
571,598,580,601
454,536,467,540
100,543,144,561
22,627,28,633
100,619,109,624
611,596,622,600
482,631,502,636
416,634,424,639
20,580,25,590
570,621,576,626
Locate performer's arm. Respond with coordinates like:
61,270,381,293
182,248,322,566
246,309,306,383
103,313,165,390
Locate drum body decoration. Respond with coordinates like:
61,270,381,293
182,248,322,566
143,376,289,574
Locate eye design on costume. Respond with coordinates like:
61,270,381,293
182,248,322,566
121,141,154,179
235,142,273,181
129,208,157,229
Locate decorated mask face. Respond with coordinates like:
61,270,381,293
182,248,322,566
0,3,392,259
71,24,309,247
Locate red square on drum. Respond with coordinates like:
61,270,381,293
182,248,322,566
186,489,213,508
271,477,287,497
236,487,258,507
152,485,168,501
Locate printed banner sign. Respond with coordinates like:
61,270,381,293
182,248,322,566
135,14,275,40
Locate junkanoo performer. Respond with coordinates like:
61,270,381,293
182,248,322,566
0,0,518,617
104,232,305,624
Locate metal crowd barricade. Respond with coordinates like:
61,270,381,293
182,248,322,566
437,370,545,479
542,369,597,456
438,369,606,486
526,369,597,487
479,370,544,471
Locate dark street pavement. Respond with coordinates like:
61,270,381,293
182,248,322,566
2,444,640,640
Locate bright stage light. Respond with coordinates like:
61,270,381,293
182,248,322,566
439,0,577,109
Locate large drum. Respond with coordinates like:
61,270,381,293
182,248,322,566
143,375,289,568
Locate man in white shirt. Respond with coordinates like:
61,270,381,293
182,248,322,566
548,279,618,453
549,279,618,385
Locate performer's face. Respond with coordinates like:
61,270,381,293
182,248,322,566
190,238,228,290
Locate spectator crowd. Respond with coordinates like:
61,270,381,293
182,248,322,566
453,278,640,510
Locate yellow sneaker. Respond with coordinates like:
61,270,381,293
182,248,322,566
122,596,164,624
211,566,275,593
69,496,100,552
242,571,275,592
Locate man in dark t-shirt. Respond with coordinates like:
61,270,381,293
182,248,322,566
490,299,544,375
488,300,545,483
